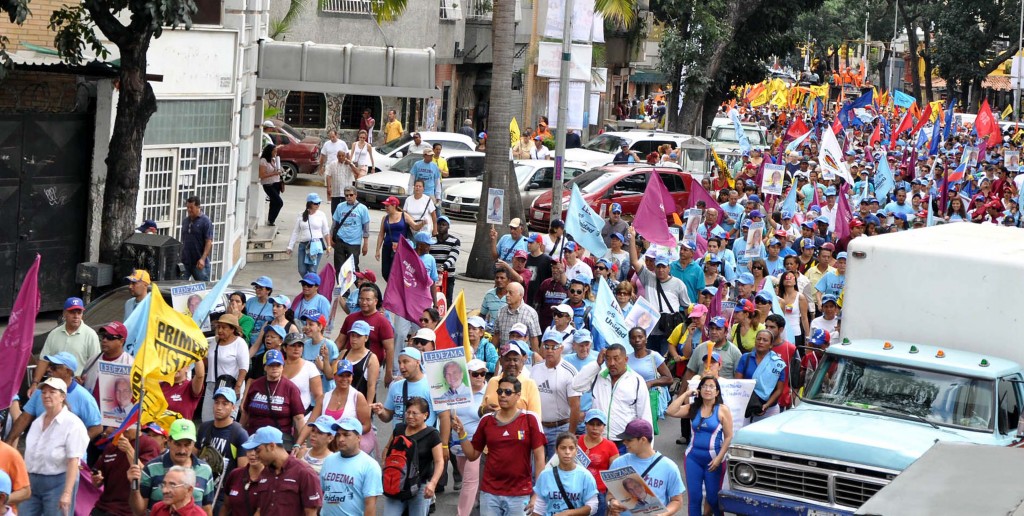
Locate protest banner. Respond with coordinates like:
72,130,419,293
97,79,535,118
761,164,785,196
99,362,134,427
591,278,632,353
171,283,212,331
683,209,701,242
422,348,472,410
335,255,357,299
600,466,666,515
1007,151,1020,172
687,377,756,431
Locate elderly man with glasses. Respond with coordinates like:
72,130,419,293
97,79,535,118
148,466,206,516
331,185,371,273
127,419,215,516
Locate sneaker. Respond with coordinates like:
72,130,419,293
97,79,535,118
454,480,462,491
676,437,690,445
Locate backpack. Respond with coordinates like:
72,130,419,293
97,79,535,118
382,424,421,500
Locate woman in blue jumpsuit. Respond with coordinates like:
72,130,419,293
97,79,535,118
669,375,734,516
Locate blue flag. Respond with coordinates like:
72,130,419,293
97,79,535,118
758,281,794,343
928,117,942,157
591,279,632,353
839,91,873,129
893,90,915,109
564,184,609,257
192,259,243,326
873,157,895,201
123,293,151,357
781,180,799,215
729,108,751,155
943,99,956,142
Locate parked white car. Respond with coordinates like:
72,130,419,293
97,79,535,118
371,131,475,171
354,148,486,205
440,159,589,221
565,130,704,168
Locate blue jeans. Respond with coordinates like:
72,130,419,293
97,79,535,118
22,472,78,516
543,423,569,461
596,492,608,516
297,240,322,277
480,492,529,516
183,260,210,281
381,490,431,516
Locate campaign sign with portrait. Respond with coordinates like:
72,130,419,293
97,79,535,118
423,348,472,410
99,361,134,427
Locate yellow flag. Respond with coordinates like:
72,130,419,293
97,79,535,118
130,283,209,425
770,90,788,108
1002,104,1014,120
928,101,944,122
712,149,735,188
810,84,829,99
750,88,771,107
510,117,521,147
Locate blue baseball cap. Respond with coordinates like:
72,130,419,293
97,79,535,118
768,238,781,246
267,325,287,339
308,415,338,434
610,232,625,241
414,231,435,245
815,215,830,225
213,387,237,404
242,426,284,449
808,328,831,346
541,329,564,343
44,352,78,372
300,273,321,286
736,272,755,285
400,347,422,362
610,203,623,213
708,316,728,328
801,238,816,249
809,204,821,213
437,215,451,225
680,240,696,251
709,351,722,363
703,254,721,265
801,220,815,229
570,268,593,284
655,254,672,267
573,328,593,343
564,241,578,251
64,297,85,311
348,320,372,336
825,186,837,196
749,210,763,219
781,210,793,219
270,294,290,306
336,359,354,375
748,195,762,204
251,276,273,289
332,417,363,435
701,286,718,296
306,192,322,203
0,469,11,497
835,252,848,260
584,409,607,425
822,295,839,306
264,349,285,366
754,292,772,304
741,219,753,229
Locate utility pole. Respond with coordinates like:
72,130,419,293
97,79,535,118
550,0,573,224
888,0,898,92
1015,0,1023,122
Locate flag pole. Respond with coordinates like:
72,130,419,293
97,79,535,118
131,384,145,491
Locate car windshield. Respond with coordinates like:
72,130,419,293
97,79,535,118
391,154,421,173
276,122,304,140
571,170,620,194
515,164,536,184
714,127,766,145
583,134,630,153
804,354,995,432
377,135,412,155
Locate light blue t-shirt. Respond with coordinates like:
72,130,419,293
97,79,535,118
719,202,745,233
564,351,598,413
884,201,916,218
245,298,275,345
731,239,765,272
384,377,441,427
534,465,599,516
452,390,485,447
764,256,785,277
319,451,383,516
294,295,332,329
419,252,439,283
303,337,340,394
409,161,442,197
610,453,685,515
24,380,101,427
479,289,507,320
815,271,845,299
333,202,371,245
496,234,528,262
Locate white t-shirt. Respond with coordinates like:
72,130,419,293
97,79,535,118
531,359,579,422
350,141,373,167
288,359,322,409
320,139,350,165
531,145,551,160
810,315,840,343
209,336,250,380
403,195,436,234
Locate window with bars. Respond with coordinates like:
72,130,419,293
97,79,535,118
339,95,381,129
439,0,462,20
285,92,327,128
140,144,232,279
320,0,380,15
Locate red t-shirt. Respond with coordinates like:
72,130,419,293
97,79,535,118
151,499,207,516
340,311,394,364
253,456,323,515
471,411,546,496
773,341,798,408
242,377,306,435
162,380,203,420
93,434,162,515
577,436,619,493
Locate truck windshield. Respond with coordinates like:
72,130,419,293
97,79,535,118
714,127,766,146
804,355,995,432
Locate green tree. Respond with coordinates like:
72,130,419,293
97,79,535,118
932,0,1018,111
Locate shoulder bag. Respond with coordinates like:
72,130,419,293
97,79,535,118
653,280,687,336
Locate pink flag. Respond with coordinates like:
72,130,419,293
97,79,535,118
707,281,725,322
0,254,40,409
319,263,337,302
834,183,853,242
812,183,823,209
685,179,725,225
695,232,709,257
632,170,677,247
383,236,434,322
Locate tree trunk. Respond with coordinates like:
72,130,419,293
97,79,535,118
901,3,922,104
98,37,158,266
878,45,891,91
465,0,516,279
921,23,934,103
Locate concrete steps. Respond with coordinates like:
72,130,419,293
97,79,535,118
247,225,289,263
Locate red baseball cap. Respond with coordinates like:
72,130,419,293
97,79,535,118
99,321,128,340
850,219,865,228
355,270,377,283
737,299,757,314
382,196,400,206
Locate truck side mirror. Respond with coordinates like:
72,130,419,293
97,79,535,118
1017,413,1024,440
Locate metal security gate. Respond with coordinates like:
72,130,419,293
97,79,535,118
0,114,93,315
139,145,232,279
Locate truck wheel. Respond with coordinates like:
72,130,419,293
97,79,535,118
281,162,298,184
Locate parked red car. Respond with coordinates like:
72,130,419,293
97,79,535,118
528,164,693,233
265,120,321,184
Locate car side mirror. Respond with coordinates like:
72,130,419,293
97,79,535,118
527,182,540,190
395,151,404,159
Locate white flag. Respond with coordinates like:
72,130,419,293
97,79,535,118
818,127,854,184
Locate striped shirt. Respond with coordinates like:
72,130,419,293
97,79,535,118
493,303,542,345
429,234,461,272
140,452,215,509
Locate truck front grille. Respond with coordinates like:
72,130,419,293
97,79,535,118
728,447,896,510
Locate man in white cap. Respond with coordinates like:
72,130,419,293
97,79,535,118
548,304,577,351
319,418,382,515
480,342,542,418
532,329,580,460
371,347,450,447
489,218,528,262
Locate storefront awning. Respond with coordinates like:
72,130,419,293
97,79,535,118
256,41,441,98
